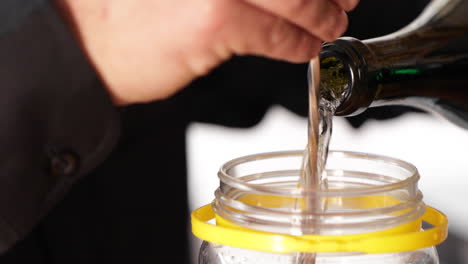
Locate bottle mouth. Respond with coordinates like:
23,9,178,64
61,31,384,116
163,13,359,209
213,150,425,235
319,37,375,116
317,53,351,105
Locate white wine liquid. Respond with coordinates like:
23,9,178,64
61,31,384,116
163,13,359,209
295,58,341,264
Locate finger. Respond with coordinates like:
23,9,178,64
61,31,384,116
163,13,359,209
333,0,360,11
217,0,322,63
241,0,348,42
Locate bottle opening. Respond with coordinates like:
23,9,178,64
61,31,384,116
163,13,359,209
319,37,376,116
319,55,350,104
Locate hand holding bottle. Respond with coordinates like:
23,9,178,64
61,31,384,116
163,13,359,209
55,0,358,105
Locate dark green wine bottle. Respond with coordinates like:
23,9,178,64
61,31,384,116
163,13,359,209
319,0,468,128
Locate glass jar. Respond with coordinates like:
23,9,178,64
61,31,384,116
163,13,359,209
191,151,448,264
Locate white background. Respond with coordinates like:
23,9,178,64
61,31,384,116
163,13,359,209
186,106,468,262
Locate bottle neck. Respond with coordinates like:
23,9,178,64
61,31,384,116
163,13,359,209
212,151,425,236
364,0,468,65
320,0,468,120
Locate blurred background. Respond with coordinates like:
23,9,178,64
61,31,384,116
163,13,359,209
186,0,468,263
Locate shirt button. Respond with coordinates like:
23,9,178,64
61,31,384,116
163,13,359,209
50,151,79,177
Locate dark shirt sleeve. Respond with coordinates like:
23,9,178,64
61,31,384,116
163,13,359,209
0,0,120,253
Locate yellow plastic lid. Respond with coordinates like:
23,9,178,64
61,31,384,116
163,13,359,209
191,204,448,254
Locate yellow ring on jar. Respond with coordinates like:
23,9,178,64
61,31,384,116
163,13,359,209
191,204,447,254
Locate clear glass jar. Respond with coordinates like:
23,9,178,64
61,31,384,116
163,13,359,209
192,151,447,264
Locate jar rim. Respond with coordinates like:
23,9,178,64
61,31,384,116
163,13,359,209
218,150,420,197
214,150,425,236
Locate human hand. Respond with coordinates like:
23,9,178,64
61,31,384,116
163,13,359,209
56,0,358,105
